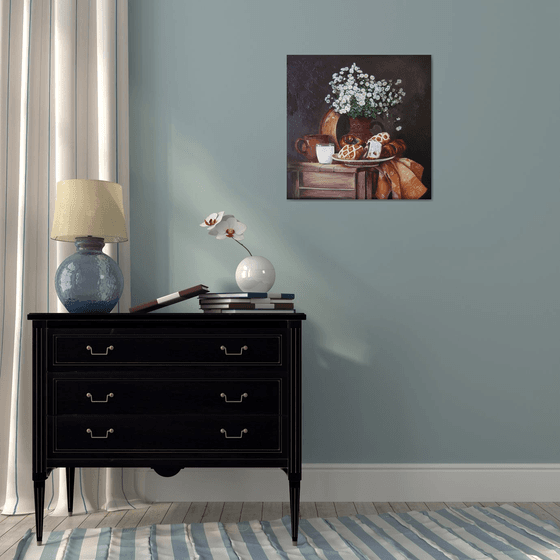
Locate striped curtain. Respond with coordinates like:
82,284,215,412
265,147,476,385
0,0,144,516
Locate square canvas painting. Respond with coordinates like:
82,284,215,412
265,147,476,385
287,55,431,200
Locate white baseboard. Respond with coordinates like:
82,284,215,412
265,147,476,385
134,463,560,502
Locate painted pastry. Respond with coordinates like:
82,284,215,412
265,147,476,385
365,139,383,159
370,132,391,145
337,144,365,160
380,139,406,158
340,135,363,147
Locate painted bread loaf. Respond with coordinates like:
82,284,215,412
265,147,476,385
380,139,406,158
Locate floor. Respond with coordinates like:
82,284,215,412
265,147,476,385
1,502,559,558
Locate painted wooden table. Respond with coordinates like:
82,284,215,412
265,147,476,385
287,160,380,199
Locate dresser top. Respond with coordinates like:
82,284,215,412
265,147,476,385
27,312,306,322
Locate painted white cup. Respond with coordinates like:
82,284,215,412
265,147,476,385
316,143,335,164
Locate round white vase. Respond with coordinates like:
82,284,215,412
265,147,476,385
235,256,276,292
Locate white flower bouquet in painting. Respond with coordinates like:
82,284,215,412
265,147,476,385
325,62,406,122
200,212,276,292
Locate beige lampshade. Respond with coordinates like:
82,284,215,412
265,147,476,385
51,179,128,243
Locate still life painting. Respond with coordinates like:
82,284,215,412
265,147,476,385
287,55,431,200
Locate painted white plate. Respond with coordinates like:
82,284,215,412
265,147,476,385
331,155,395,167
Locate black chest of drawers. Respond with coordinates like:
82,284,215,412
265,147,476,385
28,312,306,543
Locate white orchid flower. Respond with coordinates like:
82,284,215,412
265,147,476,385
210,216,247,241
201,212,253,256
200,211,226,230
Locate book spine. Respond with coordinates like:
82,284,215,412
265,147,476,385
201,293,295,300
202,309,296,314
256,302,294,309
200,303,255,310
199,302,294,310
199,298,296,304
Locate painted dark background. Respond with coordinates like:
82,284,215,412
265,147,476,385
287,55,432,199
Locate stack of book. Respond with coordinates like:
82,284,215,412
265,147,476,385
198,292,296,313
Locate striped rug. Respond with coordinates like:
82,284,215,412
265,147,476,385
14,504,560,559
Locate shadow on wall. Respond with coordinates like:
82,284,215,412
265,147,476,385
301,308,442,463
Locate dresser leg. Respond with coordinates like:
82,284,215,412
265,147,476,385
33,479,45,542
289,478,301,545
66,467,75,514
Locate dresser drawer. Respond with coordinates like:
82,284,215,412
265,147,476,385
50,415,281,453
53,379,281,415
52,333,281,366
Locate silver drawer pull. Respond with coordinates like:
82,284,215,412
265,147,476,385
220,392,248,403
86,428,114,439
86,345,114,356
86,392,114,403
220,428,248,439
220,345,248,356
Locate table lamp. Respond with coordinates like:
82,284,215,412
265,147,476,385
51,179,128,313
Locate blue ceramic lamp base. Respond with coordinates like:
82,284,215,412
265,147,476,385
54,237,124,313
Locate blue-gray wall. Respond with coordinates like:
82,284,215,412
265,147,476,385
128,0,560,463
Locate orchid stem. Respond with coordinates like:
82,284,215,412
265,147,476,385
234,239,252,256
